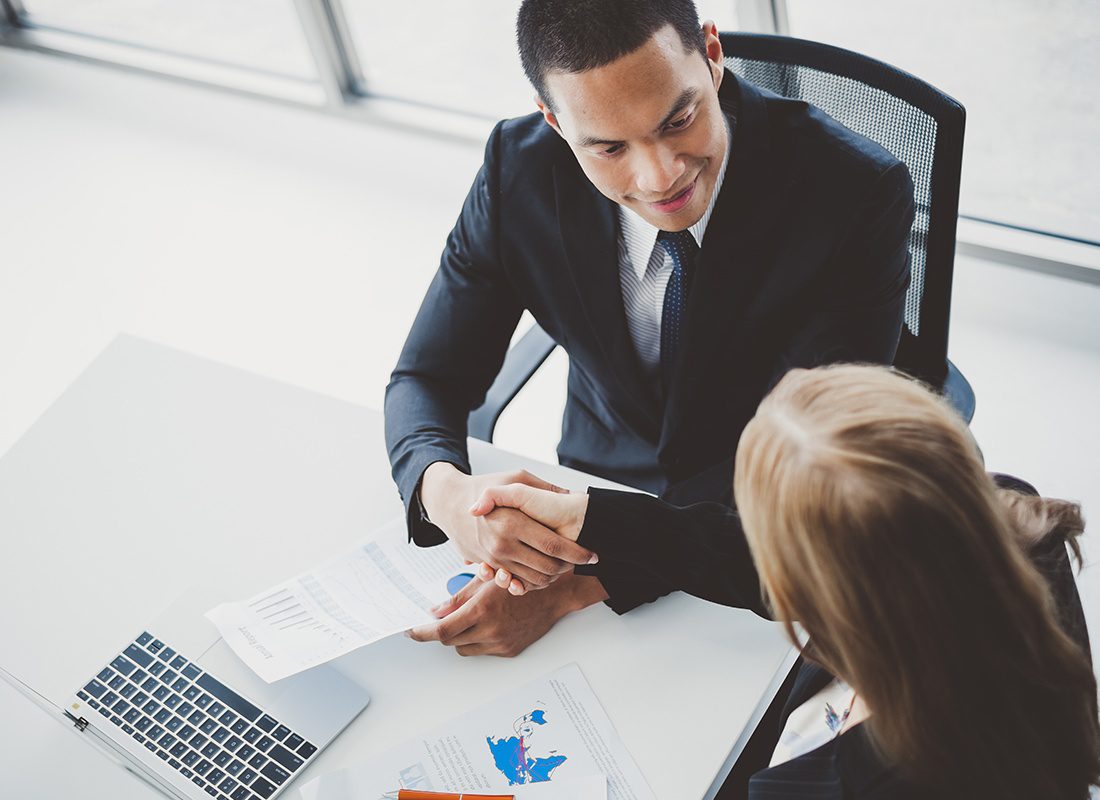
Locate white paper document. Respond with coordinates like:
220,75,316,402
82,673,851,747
206,518,470,682
298,663,652,800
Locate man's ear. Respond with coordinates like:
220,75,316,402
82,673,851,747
535,95,565,139
701,20,724,91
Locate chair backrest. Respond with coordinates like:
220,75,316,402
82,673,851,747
721,32,966,386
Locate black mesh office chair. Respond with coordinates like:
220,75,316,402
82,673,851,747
468,33,974,443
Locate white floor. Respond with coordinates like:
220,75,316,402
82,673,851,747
1,48,1099,797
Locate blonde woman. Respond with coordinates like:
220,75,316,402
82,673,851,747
465,365,1100,798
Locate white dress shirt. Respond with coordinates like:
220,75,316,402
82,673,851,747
617,124,733,381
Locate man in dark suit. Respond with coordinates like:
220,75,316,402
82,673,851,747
389,0,914,656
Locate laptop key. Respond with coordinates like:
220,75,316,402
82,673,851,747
180,767,194,779
248,753,267,769
195,759,213,775
251,777,277,799
144,741,157,753
120,684,136,698
212,727,230,743
148,639,164,654
88,699,100,710
189,710,205,725
154,709,171,723
214,751,231,767
156,749,169,761
97,707,111,718
202,743,219,758
170,742,188,758
158,733,177,749
271,725,291,742
178,725,195,741
135,717,151,732
225,736,242,752
208,702,226,717
97,667,113,682
191,734,208,750
172,678,188,693
182,751,200,767
242,728,260,743
226,759,244,776
201,719,218,734
133,692,149,706
231,787,250,800
239,767,257,783
208,768,226,784
122,724,134,735
110,716,123,726
143,701,160,715
160,670,178,686
261,761,290,785
170,655,187,670
268,744,302,772
125,645,154,668
124,708,140,723
153,687,170,701
203,786,218,797
112,700,129,715
142,678,159,692
148,725,164,740
108,675,125,690
136,632,153,646
178,702,194,717
230,719,248,735
237,745,255,760
102,692,119,706
166,717,183,732
110,656,136,676
195,693,212,709
165,695,182,710
255,715,277,733
84,681,107,698
77,690,89,701
219,710,237,726
284,733,303,750
131,669,148,684
149,662,165,677
134,733,146,744
183,664,201,680
184,686,201,701
158,647,176,663
218,776,238,793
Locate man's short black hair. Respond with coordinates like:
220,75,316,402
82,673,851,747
516,0,706,109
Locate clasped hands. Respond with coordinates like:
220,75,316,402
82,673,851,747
405,463,600,657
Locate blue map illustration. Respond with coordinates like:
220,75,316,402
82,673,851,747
486,709,567,785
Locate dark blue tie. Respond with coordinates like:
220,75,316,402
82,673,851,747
658,229,699,388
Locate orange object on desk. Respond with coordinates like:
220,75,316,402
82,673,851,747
396,792,515,800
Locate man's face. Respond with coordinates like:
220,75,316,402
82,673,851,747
539,22,728,232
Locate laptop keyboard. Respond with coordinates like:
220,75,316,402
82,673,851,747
78,632,317,800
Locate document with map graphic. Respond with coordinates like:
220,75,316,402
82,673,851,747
205,517,473,682
298,663,652,800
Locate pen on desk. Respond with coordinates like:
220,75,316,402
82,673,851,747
382,791,515,800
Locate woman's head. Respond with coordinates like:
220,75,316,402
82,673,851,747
733,364,1098,797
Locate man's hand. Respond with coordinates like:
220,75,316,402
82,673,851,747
469,484,592,594
419,463,597,589
406,571,609,657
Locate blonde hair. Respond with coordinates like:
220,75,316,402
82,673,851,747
733,364,1099,798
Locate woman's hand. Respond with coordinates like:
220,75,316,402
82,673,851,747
469,485,592,595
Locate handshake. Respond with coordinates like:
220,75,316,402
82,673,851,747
420,462,598,595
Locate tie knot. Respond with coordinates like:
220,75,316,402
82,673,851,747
657,229,699,266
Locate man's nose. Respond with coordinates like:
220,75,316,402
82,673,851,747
633,146,685,197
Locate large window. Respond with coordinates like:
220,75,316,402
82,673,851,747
21,0,318,81
785,0,1099,244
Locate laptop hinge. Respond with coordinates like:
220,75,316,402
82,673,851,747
63,710,90,732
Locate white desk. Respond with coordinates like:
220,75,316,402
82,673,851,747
0,336,791,799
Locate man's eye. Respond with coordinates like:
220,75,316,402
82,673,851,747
666,113,693,131
602,144,624,156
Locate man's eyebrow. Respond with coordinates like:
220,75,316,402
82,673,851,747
574,88,700,148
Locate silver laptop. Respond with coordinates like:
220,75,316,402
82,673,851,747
5,584,370,800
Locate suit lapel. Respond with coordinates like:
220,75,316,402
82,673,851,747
554,161,662,433
660,74,792,457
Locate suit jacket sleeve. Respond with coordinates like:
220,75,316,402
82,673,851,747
574,488,769,617
384,121,525,546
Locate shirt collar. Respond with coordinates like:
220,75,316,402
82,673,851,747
619,119,733,282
